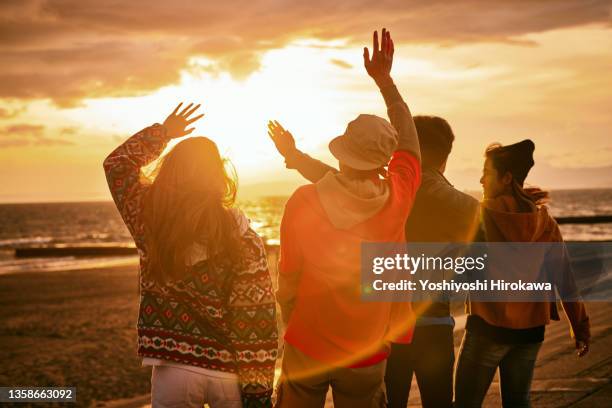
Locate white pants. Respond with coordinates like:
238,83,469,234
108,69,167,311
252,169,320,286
151,365,242,408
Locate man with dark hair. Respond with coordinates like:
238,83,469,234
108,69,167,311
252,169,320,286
385,115,478,408
415,116,455,170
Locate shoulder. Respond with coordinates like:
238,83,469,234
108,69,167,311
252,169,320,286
285,184,315,211
292,184,316,198
242,227,266,251
539,206,563,241
228,207,251,236
236,228,269,275
389,150,420,170
388,151,422,190
420,171,478,208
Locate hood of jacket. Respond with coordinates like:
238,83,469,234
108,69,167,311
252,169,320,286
314,170,390,230
481,195,559,242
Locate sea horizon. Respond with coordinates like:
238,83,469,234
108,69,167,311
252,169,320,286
1,186,612,205
1,188,611,275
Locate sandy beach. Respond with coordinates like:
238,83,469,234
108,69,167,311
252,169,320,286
0,263,148,407
1,259,611,407
0,247,280,408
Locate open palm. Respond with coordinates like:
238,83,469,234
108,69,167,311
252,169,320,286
363,28,394,87
163,102,204,139
267,120,296,157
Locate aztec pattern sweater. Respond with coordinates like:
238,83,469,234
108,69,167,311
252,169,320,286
103,124,278,407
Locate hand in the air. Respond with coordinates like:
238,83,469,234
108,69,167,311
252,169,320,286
267,120,297,158
363,28,394,88
163,102,204,139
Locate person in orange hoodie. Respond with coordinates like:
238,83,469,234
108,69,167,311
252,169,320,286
454,140,591,408
272,28,421,408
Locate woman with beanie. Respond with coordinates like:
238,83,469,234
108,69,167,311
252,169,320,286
454,140,591,408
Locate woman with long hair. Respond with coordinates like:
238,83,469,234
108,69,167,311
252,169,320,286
454,140,591,408
103,103,278,407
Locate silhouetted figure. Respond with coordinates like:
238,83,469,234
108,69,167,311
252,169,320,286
103,103,278,407
454,140,590,408
270,74,479,408
272,28,422,408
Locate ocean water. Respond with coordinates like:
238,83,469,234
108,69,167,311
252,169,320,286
0,189,611,274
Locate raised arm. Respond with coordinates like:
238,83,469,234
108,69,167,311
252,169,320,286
102,102,203,248
364,28,420,161
267,120,337,183
267,28,421,186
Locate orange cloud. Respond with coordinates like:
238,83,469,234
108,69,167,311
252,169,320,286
1,0,610,105
0,106,25,119
0,124,74,147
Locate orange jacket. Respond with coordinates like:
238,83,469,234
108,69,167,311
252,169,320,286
468,195,590,341
277,151,420,367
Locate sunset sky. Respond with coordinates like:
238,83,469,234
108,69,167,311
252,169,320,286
1,1,611,202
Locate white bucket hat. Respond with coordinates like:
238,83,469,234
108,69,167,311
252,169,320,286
329,114,398,170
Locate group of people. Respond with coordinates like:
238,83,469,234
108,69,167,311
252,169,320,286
104,28,591,408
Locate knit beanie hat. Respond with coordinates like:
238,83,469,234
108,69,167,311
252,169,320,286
486,139,535,185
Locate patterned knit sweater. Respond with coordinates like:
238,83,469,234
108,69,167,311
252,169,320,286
103,124,278,407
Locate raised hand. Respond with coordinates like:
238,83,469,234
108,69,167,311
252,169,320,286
267,120,297,157
363,28,394,88
163,102,204,139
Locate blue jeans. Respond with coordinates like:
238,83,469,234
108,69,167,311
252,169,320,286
454,330,542,408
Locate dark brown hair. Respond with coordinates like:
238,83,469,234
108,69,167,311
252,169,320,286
414,116,455,169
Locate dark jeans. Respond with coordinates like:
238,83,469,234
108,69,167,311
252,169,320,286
454,330,542,408
385,324,454,408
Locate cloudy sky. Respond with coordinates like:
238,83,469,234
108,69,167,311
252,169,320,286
1,0,611,202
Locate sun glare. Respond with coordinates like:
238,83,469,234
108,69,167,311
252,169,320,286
53,40,399,182
3,24,612,201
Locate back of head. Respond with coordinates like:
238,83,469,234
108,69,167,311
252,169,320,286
414,116,455,170
142,137,241,284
